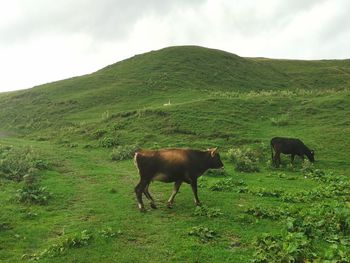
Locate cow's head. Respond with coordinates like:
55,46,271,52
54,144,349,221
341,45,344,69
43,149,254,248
309,149,315,162
208,148,224,168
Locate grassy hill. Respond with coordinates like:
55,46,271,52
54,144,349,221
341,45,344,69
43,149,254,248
0,46,349,262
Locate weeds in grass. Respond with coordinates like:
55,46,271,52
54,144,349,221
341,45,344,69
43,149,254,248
188,226,218,243
194,205,223,218
24,230,93,260
209,177,246,192
249,188,285,198
197,177,208,188
245,206,282,220
247,199,350,261
270,114,289,126
253,232,313,263
319,244,350,262
99,227,122,239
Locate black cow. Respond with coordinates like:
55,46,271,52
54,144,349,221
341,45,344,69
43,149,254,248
134,148,224,211
271,137,314,167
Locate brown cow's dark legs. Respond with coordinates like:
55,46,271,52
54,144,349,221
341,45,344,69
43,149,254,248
167,181,182,208
143,183,157,209
135,180,148,211
190,179,201,206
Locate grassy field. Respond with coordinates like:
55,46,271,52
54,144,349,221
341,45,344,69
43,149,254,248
0,46,349,262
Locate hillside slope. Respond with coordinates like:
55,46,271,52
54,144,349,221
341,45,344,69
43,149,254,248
1,46,349,132
1,46,350,262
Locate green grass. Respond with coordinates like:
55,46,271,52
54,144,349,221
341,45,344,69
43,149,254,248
0,46,349,262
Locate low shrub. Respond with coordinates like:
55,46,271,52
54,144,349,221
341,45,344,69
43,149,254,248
16,173,51,205
110,144,139,161
0,146,38,181
100,136,119,148
92,129,107,139
227,147,260,172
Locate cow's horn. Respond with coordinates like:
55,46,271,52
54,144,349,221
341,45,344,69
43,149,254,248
211,147,218,156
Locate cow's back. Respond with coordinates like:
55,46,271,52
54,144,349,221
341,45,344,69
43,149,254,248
271,137,306,154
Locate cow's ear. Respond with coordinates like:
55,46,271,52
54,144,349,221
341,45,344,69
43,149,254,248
210,147,218,157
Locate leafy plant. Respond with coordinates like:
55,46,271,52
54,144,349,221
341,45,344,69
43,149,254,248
253,232,313,263
245,206,282,220
194,205,223,218
209,177,246,192
100,136,119,148
227,147,260,172
188,226,218,243
99,227,122,239
25,230,93,260
16,173,51,205
0,146,38,181
92,129,107,139
316,244,350,262
110,144,139,161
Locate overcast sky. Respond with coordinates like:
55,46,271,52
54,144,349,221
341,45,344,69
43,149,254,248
1,0,350,92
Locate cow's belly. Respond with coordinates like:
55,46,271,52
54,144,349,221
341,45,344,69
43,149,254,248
153,173,173,182
152,172,187,183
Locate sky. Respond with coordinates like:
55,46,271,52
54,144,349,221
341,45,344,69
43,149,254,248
1,0,350,92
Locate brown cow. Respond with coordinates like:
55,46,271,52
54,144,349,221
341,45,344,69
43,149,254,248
134,148,224,211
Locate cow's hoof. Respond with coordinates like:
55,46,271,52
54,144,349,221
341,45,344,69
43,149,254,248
195,202,202,207
138,204,146,212
150,203,157,209
167,203,174,209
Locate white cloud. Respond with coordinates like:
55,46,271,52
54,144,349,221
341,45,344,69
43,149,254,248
1,0,350,92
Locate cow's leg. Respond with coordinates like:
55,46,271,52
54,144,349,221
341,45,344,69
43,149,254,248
143,183,157,209
291,154,295,165
273,151,281,167
135,179,148,212
167,181,182,208
190,179,201,206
